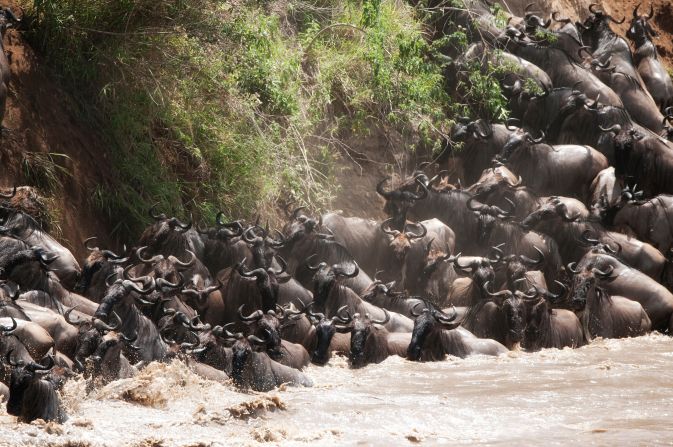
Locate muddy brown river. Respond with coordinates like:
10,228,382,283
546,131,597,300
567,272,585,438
1,334,672,446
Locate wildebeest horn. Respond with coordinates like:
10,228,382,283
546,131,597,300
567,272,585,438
610,14,626,24
412,177,429,200
381,218,400,236
527,130,545,143
577,46,593,59
84,237,98,251
64,307,81,325
335,261,359,278
519,246,545,267
598,124,622,136
376,177,394,199
238,304,264,322
156,274,185,291
172,250,196,270
94,312,122,332
489,243,505,262
581,229,600,245
3,8,19,23
505,118,520,131
603,240,622,255
26,355,54,373
305,254,326,271
453,255,475,272
589,3,601,14
0,185,16,199
0,316,17,333
633,3,641,18
483,281,513,299
552,11,570,23
410,302,428,317
433,306,459,327
592,265,615,278
136,246,162,264
149,202,166,221
404,222,427,240
370,309,390,325
567,262,580,274
247,334,268,345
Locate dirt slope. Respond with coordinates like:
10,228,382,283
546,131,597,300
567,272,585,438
0,0,113,259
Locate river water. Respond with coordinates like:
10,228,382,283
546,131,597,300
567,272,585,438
1,333,672,446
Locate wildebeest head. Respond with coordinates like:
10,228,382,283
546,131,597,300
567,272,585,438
139,203,192,249
231,334,266,388
467,196,516,243
74,237,129,294
135,246,194,290
567,257,615,310
304,304,350,365
522,3,551,33
196,213,244,243
519,197,580,231
451,118,493,144
377,176,428,227
627,4,656,43
95,268,156,321
380,219,427,261
407,304,460,361
236,256,289,312
582,3,625,34
490,244,545,289
307,256,359,307
6,352,67,423
65,307,123,372
88,331,140,381
241,225,285,269
498,130,545,162
453,255,497,296
334,309,390,369
482,282,529,345
238,304,291,357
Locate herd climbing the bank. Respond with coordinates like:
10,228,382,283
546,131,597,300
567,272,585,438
1,0,673,425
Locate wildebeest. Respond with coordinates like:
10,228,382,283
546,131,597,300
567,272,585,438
497,130,609,200
6,353,67,423
74,237,129,301
612,194,673,254
520,196,666,279
406,305,507,361
567,251,673,332
570,276,651,341
521,282,584,351
230,334,313,391
627,4,673,112
333,309,410,368
308,258,413,333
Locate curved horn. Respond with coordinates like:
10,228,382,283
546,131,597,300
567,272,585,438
589,3,601,14
380,218,400,236
136,246,162,264
64,307,81,325
633,3,641,18
592,264,615,278
370,309,390,325
552,11,571,23
305,254,325,272
599,124,621,133
376,177,394,199
581,229,600,245
335,261,359,278
149,202,166,221
84,237,98,251
0,317,17,333
567,262,580,274
519,246,545,267
411,302,428,317
404,222,427,240
172,250,196,270
238,304,264,322
483,282,513,299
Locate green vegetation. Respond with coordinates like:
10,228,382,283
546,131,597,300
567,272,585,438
19,0,508,238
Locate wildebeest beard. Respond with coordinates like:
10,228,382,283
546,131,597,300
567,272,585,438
231,341,251,386
312,321,335,365
348,321,369,367
407,313,433,361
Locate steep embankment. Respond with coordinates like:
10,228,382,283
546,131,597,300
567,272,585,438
0,0,112,259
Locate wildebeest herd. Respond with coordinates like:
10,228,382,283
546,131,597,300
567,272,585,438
1,0,673,426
